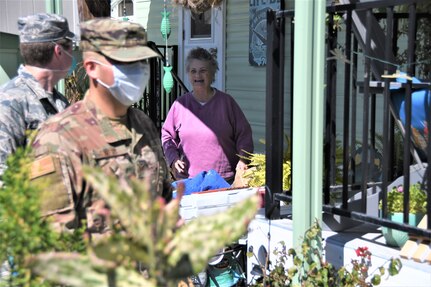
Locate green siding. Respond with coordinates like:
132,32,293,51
226,1,265,152
226,1,293,153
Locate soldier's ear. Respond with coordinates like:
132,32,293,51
83,59,99,79
52,44,63,60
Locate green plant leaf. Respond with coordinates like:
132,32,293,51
164,193,260,277
27,252,155,287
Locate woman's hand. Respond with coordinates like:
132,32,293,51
236,160,248,171
172,158,188,180
173,159,186,174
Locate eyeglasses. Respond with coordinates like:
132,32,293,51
71,40,77,50
55,39,76,51
66,39,77,50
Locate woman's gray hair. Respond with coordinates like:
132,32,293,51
185,47,219,76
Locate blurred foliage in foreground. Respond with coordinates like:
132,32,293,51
0,146,260,287
0,146,86,286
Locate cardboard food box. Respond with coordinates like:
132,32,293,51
179,187,260,222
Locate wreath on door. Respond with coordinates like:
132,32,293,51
172,0,223,14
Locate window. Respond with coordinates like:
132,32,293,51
118,0,133,17
190,10,211,39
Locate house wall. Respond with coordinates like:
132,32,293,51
133,0,152,29
0,33,21,85
111,0,152,29
224,0,295,153
0,0,80,38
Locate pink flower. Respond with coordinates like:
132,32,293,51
355,246,369,257
397,185,403,193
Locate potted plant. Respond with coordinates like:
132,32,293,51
379,183,427,247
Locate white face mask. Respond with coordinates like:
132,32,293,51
93,60,150,106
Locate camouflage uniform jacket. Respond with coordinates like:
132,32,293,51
31,95,172,235
0,64,69,178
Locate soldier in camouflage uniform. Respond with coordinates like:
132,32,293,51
30,18,172,237
0,13,75,183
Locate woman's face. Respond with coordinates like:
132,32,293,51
188,59,213,90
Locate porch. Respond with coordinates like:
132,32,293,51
145,0,431,284
254,0,431,282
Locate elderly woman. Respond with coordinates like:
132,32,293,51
161,47,253,183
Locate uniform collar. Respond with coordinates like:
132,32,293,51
83,94,132,144
18,64,58,102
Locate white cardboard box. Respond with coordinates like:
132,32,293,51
179,187,260,221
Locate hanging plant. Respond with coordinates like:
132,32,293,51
172,0,223,14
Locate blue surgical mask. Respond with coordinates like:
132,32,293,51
92,60,150,106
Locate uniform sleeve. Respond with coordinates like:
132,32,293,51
150,124,173,201
129,108,173,201
0,100,26,179
30,126,81,232
161,102,181,167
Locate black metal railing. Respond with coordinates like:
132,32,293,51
266,0,431,239
136,42,189,131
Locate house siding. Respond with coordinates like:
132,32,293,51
226,1,293,153
0,0,80,37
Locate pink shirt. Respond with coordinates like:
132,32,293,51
161,90,253,180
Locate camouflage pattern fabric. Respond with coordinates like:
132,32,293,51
31,95,172,236
0,64,69,180
18,13,75,43
79,18,159,62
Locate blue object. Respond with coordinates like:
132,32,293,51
390,74,431,161
172,170,230,198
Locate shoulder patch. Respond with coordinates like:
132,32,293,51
30,155,56,179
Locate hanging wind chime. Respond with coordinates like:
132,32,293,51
161,0,173,94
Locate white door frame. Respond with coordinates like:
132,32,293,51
178,3,226,92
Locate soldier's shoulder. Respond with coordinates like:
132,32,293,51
0,79,34,106
33,102,89,151
38,101,88,131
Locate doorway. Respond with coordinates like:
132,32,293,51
178,3,225,91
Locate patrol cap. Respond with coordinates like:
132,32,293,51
18,13,75,43
80,18,160,62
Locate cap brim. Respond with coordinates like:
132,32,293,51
102,46,161,62
64,30,76,41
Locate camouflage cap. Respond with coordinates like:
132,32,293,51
18,13,75,43
80,18,160,62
